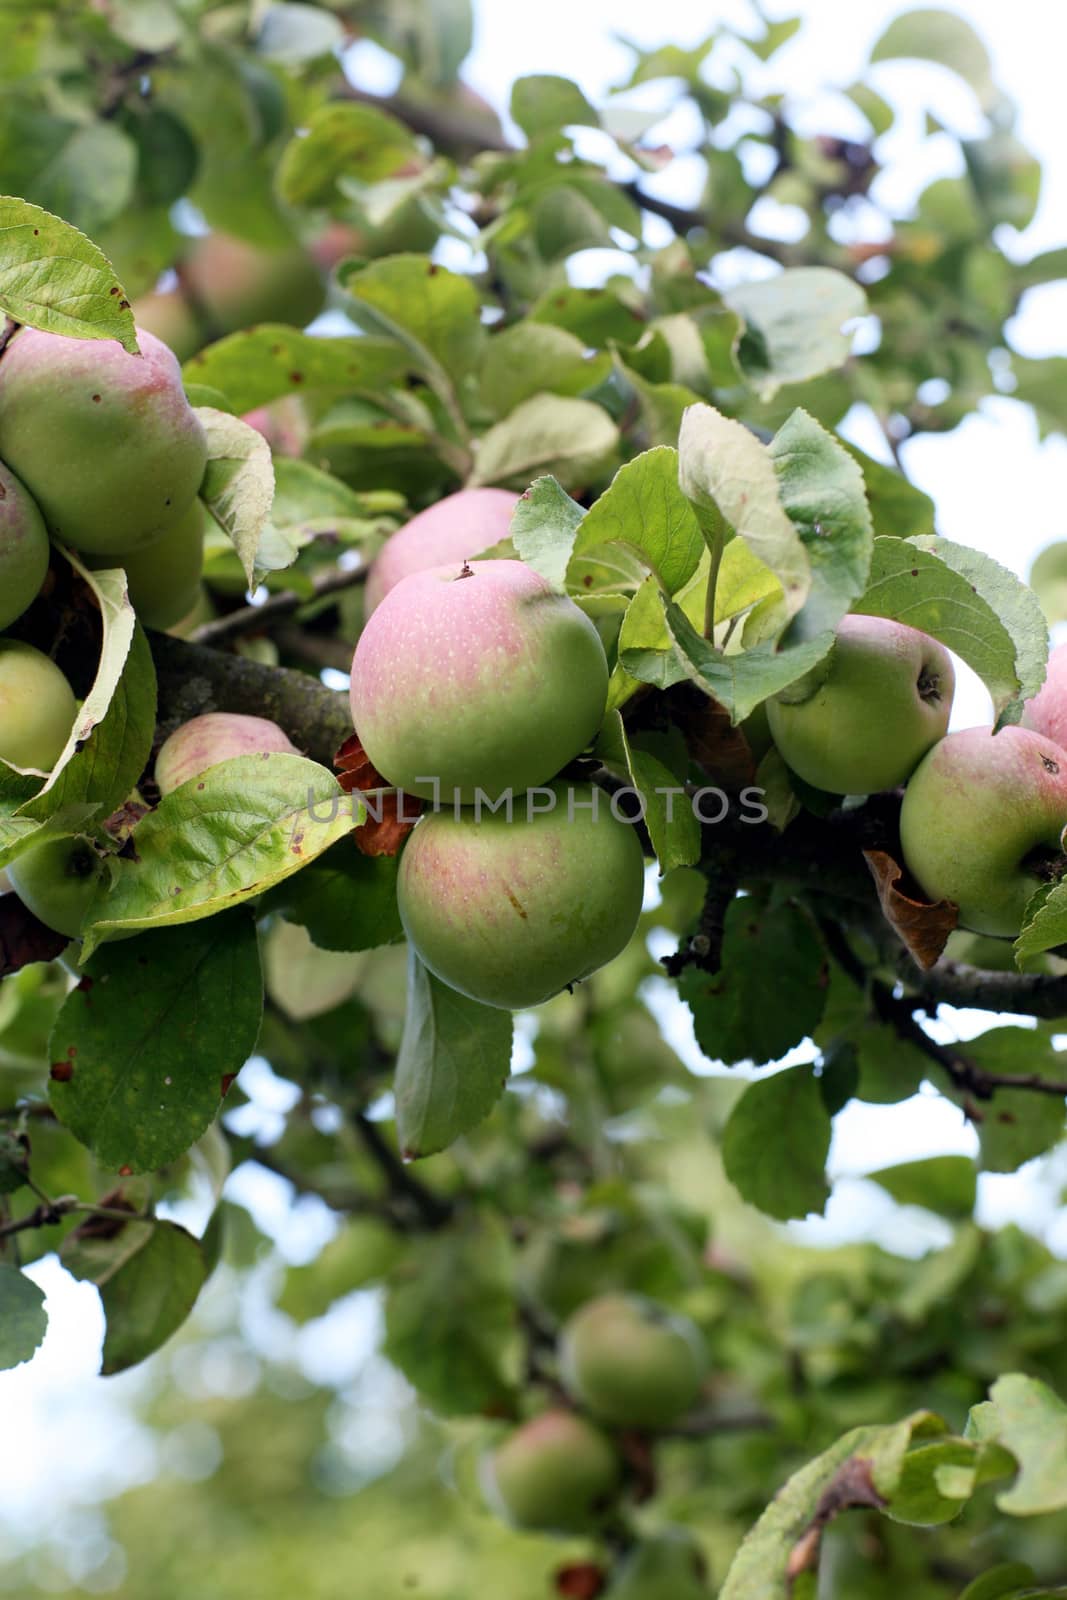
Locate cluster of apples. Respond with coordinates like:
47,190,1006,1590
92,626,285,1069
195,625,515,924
482,1293,708,1537
767,615,1067,935
349,490,647,1010
0,322,209,764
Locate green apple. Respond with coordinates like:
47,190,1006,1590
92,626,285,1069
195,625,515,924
351,559,609,802
130,288,204,362
7,837,108,938
900,725,1067,935
0,325,207,556
559,1294,707,1430
767,614,954,795
0,641,76,771
180,232,327,336
364,487,519,615
0,462,49,630
605,1531,709,1598
115,499,206,630
1022,642,1067,752
481,1411,620,1533
155,712,298,796
397,781,646,1009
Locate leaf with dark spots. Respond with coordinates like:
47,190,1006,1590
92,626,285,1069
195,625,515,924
864,848,957,970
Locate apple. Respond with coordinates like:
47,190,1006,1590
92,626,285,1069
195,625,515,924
0,463,49,630
130,288,203,363
900,724,1067,935
1022,642,1067,751
180,232,327,336
766,614,954,795
481,1411,620,1533
397,780,646,1009
0,325,207,556
364,488,519,616
6,837,108,939
559,1294,707,1430
91,499,206,630
606,1531,709,1598
155,712,298,796
351,559,609,803
0,642,76,771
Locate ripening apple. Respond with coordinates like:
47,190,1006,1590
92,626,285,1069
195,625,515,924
1022,643,1067,752
155,712,298,796
351,560,609,802
397,781,646,1009
481,1411,620,1534
0,642,76,771
0,325,207,556
6,837,108,939
559,1294,708,1430
364,488,519,615
130,288,203,363
0,462,49,630
900,725,1067,935
179,232,327,336
92,500,206,630
605,1531,709,1599
766,614,955,795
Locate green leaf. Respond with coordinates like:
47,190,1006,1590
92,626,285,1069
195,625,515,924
530,283,647,346
721,1065,832,1220
1017,879,1067,963
969,1374,1067,1516
195,407,276,588
509,475,585,590
596,711,701,874
681,898,829,1069
49,911,262,1174
263,844,404,952
769,409,874,639
480,321,608,416
384,1211,519,1414
1012,356,1067,440
0,1265,47,1369
725,268,867,400
510,75,599,139
964,132,1041,231
569,446,704,597
0,197,137,347
855,535,1047,724
29,119,138,236
662,603,835,722
470,394,618,491
8,550,135,802
844,443,936,539
342,254,485,386
99,1220,206,1375
183,327,408,415
868,1156,977,1219
870,8,997,107
278,1218,398,1323
948,1028,1067,1173
394,949,513,1160
81,754,360,956
276,102,418,207
959,1566,1051,1600
21,621,155,827
255,2,345,63
720,1414,943,1597
678,404,811,621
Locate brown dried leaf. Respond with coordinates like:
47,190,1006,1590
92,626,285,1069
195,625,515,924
863,848,957,971
683,695,758,789
0,894,68,976
555,1564,607,1599
786,1456,886,1582
334,732,422,858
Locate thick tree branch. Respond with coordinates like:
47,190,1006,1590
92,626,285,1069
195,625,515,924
906,959,1067,1022
148,630,353,764
190,563,366,648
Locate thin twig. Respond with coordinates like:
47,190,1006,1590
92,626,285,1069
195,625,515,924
190,563,367,648
354,1112,454,1229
